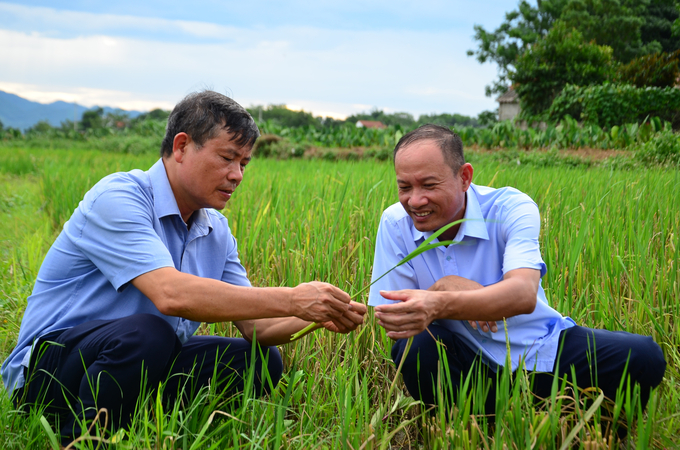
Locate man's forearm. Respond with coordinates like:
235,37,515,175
235,317,311,346
435,272,538,322
132,267,349,324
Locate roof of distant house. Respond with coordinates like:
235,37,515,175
497,88,519,104
356,120,386,129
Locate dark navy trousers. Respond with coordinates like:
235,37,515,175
15,314,283,444
392,324,666,421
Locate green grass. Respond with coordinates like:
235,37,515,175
0,146,677,448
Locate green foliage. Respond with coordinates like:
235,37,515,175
25,120,54,136
469,0,680,95
346,108,415,127
513,21,614,117
616,50,680,87
641,0,680,54
80,107,104,130
131,108,169,123
417,112,490,128
467,0,561,96
557,0,650,62
635,130,680,165
248,104,320,129
548,83,680,128
476,110,498,127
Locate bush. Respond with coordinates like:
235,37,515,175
635,132,680,166
616,50,680,88
548,83,680,128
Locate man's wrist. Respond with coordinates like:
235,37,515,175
435,290,460,321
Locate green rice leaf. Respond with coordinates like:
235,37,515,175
290,219,467,341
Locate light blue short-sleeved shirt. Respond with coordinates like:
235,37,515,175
368,183,575,372
2,159,251,394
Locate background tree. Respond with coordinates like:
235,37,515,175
640,0,680,54
248,105,319,128
81,107,104,130
345,108,416,127
25,120,54,135
511,21,613,116
467,0,564,96
469,0,680,95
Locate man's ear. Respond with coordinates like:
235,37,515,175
459,163,474,191
172,132,191,163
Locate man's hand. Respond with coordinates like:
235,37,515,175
322,301,367,333
374,289,443,339
428,275,498,333
290,281,351,323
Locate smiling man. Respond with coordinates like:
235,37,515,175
2,90,366,445
368,124,665,431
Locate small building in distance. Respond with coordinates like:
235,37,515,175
497,88,520,122
356,120,387,129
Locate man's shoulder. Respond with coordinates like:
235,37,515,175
83,169,151,207
470,183,537,215
381,202,409,222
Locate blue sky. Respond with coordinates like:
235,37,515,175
0,1,520,118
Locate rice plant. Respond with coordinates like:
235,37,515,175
0,146,677,448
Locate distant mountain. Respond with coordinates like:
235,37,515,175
0,90,144,131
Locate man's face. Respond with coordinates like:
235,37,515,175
173,128,252,221
394,139,472,241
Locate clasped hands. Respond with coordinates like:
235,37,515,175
373,275,498,339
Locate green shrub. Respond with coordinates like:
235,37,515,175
635,132,680,166
616,50,680,88
548,83,680,128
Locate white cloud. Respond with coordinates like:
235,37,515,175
0,4,500,118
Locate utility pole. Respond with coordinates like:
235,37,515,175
73,102,77,131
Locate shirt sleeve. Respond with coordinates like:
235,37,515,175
68,184,175,291
501,199,547,277
368,212,420,306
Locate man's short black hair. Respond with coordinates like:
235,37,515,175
160,90,260,157
393,124,465,173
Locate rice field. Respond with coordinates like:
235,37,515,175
0,145,678,449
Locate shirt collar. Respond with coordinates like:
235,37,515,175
410,185,489,244
147,159,214,233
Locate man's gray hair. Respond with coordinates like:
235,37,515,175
160,90,260,157
393,124,465,173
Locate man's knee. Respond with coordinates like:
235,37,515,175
626,335,666,388
98,314,181,379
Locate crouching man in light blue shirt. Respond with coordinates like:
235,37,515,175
369,124,665,436
2,91,366,446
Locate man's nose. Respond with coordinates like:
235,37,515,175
408,189,428,208
227,166,244,184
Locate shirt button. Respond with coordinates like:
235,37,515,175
446,256,451,261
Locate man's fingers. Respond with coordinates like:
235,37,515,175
469,320,498,333
378,289,413,302
349,301,367,315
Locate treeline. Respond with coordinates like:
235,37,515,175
0,102,496,140
246,105,497,129
0,108,170,140
470,0,680,126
